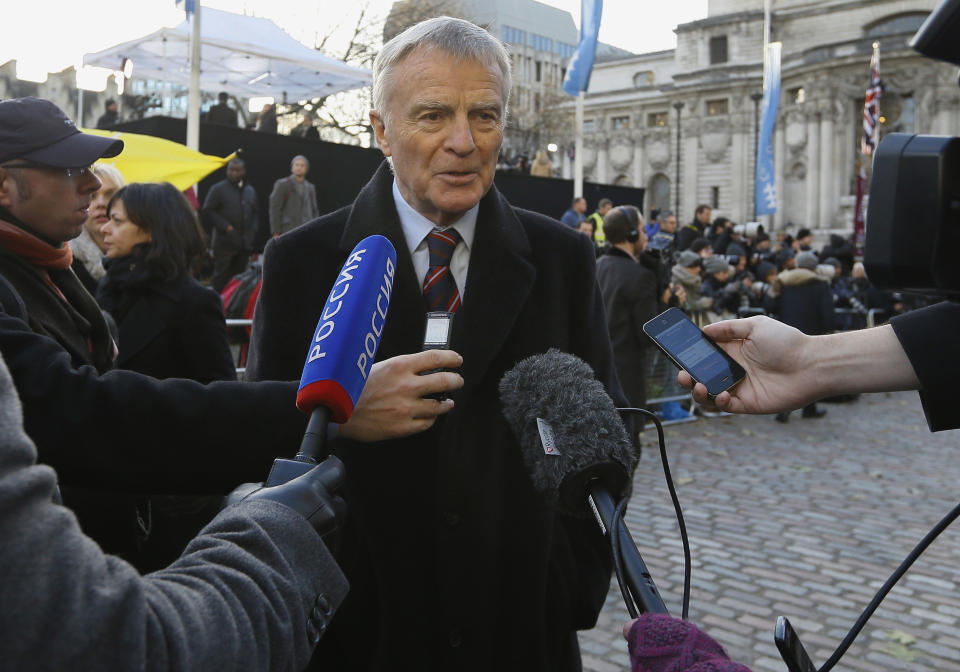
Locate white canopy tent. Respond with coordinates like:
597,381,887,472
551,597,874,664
85,7,371,100
83,7,371,147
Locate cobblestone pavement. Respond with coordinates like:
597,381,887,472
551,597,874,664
579,391,960,672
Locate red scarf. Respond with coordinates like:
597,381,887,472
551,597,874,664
0,218,73,270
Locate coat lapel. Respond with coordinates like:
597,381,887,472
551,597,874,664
452,187,535,393
338,162,425,358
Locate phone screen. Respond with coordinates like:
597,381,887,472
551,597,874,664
424,315,451,347
643,308,745,396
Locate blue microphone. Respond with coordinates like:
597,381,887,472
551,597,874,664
265,235,397,486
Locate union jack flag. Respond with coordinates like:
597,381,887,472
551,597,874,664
862,45,881,156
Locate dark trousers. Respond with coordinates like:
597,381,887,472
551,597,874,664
212,249,249,293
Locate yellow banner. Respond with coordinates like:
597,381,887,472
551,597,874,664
82,128,235,191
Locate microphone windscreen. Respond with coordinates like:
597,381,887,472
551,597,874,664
499,348,636,517
297,235,397,423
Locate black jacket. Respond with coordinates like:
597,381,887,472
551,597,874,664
596,246,659,408
202,180,259,253
97,252,236,384
247,161,621,672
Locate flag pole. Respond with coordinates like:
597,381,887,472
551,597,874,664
187,0,202,151
575,92,584,199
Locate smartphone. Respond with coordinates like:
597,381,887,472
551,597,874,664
774,616,818,672
642,307,745,398
420,311,454,400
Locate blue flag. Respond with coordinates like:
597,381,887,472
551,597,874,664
755,43,781,215
562,0,603,97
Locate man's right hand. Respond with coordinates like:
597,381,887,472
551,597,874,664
338,350,464,442
678,316,818,414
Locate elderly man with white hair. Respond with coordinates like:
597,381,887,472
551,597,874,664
248,16,626,672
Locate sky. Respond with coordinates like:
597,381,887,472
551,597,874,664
1,0,710,81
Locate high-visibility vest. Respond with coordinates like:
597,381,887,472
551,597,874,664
588,212,605,244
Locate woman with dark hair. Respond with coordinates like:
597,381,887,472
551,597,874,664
98,182,235,383
97,182,236,572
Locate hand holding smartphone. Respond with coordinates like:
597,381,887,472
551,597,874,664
642,308,745,399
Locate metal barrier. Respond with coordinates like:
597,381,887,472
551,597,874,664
642,347,696,425
226,319,253,378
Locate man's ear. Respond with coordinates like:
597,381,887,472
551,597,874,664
370,111,391,157
0,168,15,208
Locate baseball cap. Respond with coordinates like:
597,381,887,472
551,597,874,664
0,97,123,167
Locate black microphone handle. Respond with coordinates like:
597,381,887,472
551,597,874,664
587,481,669,614
296,406,331,464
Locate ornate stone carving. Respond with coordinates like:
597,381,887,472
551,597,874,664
699,118,730,163
610,142,633,171
581,146,597,171
785,110,807,155
647,138,670,171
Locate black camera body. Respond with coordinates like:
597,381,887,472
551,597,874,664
865,0,960,297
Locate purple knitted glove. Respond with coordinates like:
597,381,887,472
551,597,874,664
626,614,754,672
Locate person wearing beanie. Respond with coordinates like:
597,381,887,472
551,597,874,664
771,249,832,422
795,227,814,251
671,249,712,326
776,246,796,271
701,255,741,320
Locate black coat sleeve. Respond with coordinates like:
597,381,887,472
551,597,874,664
890,302,960,432
0,287,307,493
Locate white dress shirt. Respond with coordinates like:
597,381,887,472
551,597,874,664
392,179,476,301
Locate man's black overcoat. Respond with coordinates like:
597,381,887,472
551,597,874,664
247,161,625,672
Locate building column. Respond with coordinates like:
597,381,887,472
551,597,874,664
562,148,572,180
683,134,699,221
805,113,820,229
773,124,785,229
818,108,835,228
730,126,748,224
596,134,609,185
632,130,645,188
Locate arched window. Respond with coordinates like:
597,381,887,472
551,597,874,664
865,12,928,38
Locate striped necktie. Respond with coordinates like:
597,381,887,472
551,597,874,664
423,227,463,312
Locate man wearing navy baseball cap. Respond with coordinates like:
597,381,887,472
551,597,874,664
0,97,123,372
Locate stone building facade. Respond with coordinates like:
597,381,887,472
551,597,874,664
575,0,960,232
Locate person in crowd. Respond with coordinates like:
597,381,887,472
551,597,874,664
689,237,712,259
98,182,237,570
746,259,778,314
290,113,320,141
769,250,832,422
707,215,730,248
206,92,238,126
96,99,119,129
70,163,124,293
529,149,554,177
750,231,774,270
671,249,712,326
269,155,319,238
201,158,258,292
726,242,749,279
643,209,660,238
586,197,613,246
256,103,278,133
246,17,623,671
794,226,815,251
577,217,601,256
700,255,741,321
676,203,711,251
561,195,587,228
820,232,854,269
776,245,796,271
596,205,659,415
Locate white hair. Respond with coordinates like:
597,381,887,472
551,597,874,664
372,16,512,126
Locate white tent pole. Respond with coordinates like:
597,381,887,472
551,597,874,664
574,92,584,199
187,1,202,150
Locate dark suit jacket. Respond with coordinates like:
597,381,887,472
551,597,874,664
98,267,236,384
247,161,623,672
0,343,347,670
596,247,659,408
